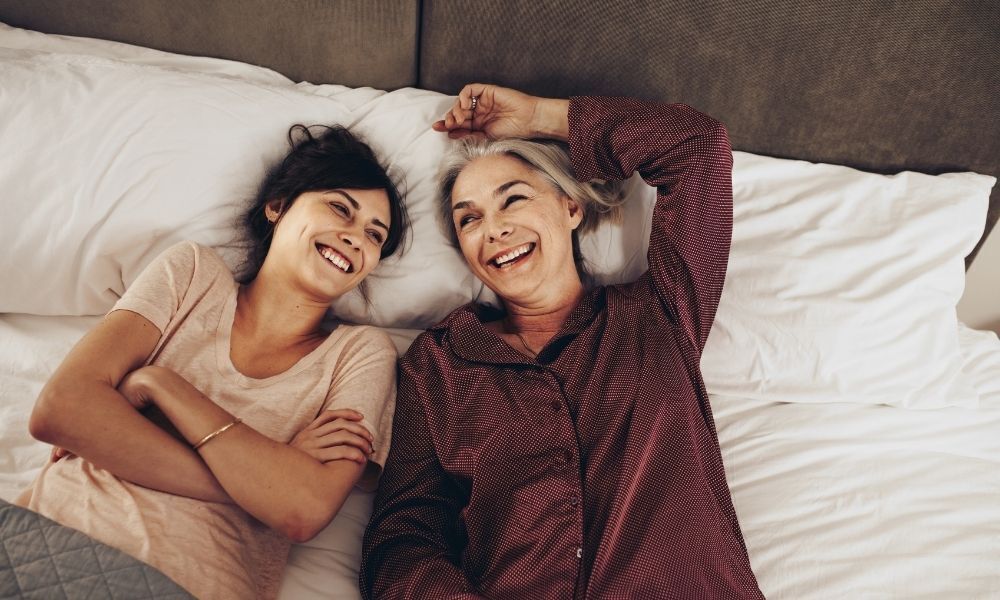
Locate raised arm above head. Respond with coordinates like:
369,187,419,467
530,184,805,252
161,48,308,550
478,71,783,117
567,96,733,352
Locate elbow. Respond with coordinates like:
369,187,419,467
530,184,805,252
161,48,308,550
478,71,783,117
278,497,341,543
706,120,731,156
28,384,72,444
280,510,331,544
275,459,362,542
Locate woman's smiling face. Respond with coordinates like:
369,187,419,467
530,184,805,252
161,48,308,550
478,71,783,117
264,188,391,300
450,154,583,306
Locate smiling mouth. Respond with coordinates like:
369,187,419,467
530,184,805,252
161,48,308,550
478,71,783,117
316,244,353,273
489,242,535,269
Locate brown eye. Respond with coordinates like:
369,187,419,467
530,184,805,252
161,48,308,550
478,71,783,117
330,202,349,216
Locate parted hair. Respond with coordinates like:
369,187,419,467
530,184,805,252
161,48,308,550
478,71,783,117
239,124,408,283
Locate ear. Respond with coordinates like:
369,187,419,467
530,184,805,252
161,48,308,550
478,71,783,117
565,196,584,231
264,200,285,224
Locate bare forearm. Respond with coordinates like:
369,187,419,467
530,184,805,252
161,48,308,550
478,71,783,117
532,97,570,140
30,381,231,502
138,366,363,541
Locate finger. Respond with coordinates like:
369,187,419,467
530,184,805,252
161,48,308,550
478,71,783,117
300,426,373,451
450,104,471,129
304,409,363,430
459,83,491,110
447,129,488,140
313,419,374,442
317,446,368,465
313,430,374,454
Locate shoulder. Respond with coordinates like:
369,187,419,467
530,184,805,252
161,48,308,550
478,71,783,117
150,241,233,280
188,242,234,279
399,302,484,373
332,323,398,364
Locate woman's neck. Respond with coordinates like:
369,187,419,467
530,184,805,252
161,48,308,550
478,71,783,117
500,283,586,354
236,277,329,346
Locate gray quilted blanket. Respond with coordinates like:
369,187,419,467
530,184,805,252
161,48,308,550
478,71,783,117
0,499,193,599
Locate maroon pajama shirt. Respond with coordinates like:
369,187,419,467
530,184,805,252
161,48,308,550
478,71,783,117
362,96,764,599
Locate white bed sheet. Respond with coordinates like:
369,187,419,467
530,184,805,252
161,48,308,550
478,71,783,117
717,323,1000,598
1,314,998,598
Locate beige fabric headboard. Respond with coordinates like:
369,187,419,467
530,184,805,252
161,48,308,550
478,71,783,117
0,0,420,89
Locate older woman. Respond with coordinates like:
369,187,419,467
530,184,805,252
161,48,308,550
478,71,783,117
362,85,763,599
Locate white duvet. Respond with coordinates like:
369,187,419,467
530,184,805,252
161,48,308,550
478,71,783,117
2,313,999,598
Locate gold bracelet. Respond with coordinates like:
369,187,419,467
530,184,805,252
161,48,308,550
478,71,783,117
192,418,242,451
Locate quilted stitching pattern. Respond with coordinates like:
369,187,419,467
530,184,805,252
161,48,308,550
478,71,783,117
1,500,192,599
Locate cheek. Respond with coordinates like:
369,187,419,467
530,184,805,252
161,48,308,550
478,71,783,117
457,235,481,267
363,250,381,275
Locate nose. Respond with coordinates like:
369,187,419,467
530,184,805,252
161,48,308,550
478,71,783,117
339,228,362,250
485,214,513,243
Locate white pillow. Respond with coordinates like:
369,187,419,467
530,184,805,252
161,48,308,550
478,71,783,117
569,154,993,409
0,25,489,327
701,154,993,408
0,46,385,315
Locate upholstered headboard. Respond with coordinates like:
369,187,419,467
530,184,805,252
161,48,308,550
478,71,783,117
2,0,997,263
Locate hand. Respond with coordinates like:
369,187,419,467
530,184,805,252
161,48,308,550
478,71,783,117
432,83,569,141
117,367,158,410
290,408,374,465
50,446,74,462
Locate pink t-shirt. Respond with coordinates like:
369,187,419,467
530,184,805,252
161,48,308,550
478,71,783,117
20,241,397,599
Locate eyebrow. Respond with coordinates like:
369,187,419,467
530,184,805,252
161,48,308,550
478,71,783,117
451,180,533,212
330,190,389,233
495,180,531,196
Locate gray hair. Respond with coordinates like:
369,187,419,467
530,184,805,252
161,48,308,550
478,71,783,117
437,137,626,254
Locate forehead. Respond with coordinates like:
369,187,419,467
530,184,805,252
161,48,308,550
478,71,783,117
451,154,550,205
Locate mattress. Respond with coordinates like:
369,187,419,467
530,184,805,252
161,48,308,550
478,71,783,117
2,313,999,598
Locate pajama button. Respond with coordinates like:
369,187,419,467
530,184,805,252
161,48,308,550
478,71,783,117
550,399,561,411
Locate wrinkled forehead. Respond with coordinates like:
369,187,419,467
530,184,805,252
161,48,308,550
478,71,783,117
451,154,552,206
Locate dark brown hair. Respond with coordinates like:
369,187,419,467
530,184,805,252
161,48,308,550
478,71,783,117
239,124,408,283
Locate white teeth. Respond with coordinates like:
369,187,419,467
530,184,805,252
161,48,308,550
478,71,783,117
494,244,533,266
319,246,350,272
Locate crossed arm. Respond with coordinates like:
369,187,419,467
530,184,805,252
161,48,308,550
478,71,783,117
29,309,374,542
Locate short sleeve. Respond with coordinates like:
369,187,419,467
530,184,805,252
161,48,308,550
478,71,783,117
110,241,203,334
321,326,398,491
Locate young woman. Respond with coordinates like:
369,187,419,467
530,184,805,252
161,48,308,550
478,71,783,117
19,125,407,599
362,86,764,598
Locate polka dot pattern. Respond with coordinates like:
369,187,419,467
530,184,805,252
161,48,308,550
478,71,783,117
362,97,763,599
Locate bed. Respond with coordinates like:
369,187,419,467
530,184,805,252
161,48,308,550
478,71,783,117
1,1,998,598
